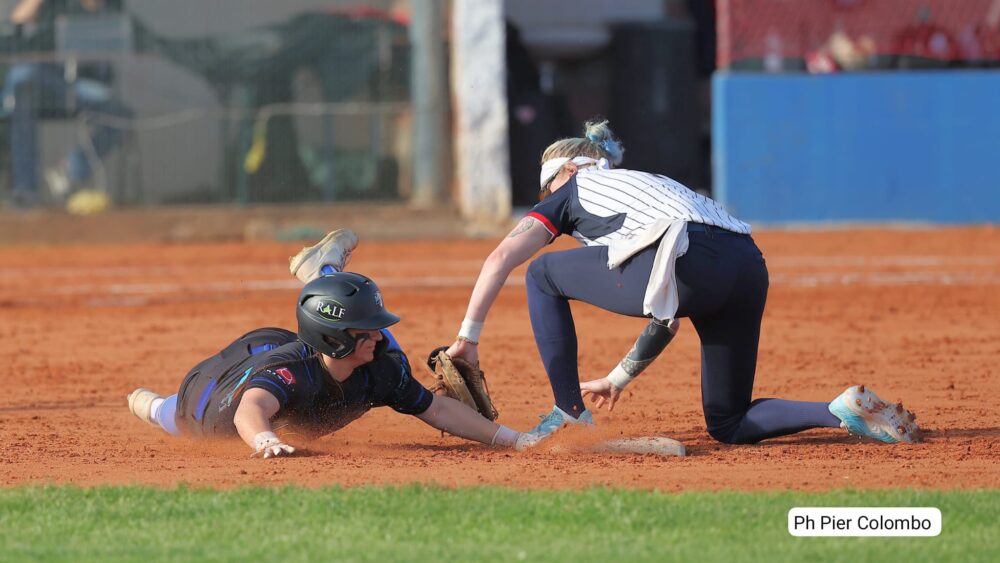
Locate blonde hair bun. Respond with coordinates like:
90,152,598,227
583,119,624,165
540,118,626,166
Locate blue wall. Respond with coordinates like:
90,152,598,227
713,72,1000,224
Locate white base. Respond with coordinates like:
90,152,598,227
592,436,686,457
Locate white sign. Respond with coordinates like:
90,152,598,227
788,507,941,537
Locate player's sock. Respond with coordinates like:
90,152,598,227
526,271,587,418
319,264,338,276
727,398,841,443
491,425,519,447
152,394,181,436
150,397,164,420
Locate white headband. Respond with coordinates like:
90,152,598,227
539,156,610,189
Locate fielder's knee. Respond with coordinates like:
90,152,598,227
706,415,748,444
525,256,556,296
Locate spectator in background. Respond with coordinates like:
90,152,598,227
2,0,132,209
806,30,877,74
958,0,1000,67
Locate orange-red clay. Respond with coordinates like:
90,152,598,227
2,227,999,490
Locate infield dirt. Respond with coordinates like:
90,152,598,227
2,227,999,490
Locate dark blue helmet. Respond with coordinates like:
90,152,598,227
296,272,399,358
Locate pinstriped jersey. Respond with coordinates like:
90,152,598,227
528,168,750,246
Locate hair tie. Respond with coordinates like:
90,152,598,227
586,133,614,155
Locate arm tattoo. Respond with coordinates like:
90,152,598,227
620,354,655,376
507,217,535,238
618,319,678,377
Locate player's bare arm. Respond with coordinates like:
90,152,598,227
233,387,294,458
459,162,573,325
470,216,551,320
416,394,518,446
446,217,550,364
443,165,573,366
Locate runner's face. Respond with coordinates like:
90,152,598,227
347,329,383,362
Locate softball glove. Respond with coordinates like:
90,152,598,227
426,346,499,421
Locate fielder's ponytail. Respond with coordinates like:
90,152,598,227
540,118,625,166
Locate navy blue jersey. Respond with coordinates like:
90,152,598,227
175,327,432,438
528,168,750,246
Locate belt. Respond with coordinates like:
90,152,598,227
686,222,745,236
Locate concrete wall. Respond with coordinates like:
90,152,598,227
713,71,1000,224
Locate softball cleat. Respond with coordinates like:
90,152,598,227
289,228,359,284
514,406,594,450
127,387,163,427
828,385,921,443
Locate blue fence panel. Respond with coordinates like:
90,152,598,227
713,72,1000,224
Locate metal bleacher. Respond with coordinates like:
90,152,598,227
0,9,138,205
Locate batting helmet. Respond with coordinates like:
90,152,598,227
296,272,400,358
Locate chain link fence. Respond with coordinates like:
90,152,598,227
0,0,417,208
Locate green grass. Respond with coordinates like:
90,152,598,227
0,487,997,562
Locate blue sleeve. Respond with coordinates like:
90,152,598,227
245,367,300,409
381,329,408,365
373,352,432,415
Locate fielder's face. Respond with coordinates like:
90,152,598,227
347,328,383,363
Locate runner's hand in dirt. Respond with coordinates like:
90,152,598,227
580,377,623,411
251,431,296,459
445,339,479,367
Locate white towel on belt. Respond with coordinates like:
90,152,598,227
606,219,689,322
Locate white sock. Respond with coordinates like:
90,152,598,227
491,425,519,447
150,397,165,423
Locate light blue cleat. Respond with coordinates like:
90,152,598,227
829,385,921,443
514,406,594,450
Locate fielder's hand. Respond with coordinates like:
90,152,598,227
251,431,296,459
445,339,479,367
580,377,624,412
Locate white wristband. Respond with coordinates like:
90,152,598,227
606,364,636,390
252,431,281,451
458,318,484,343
